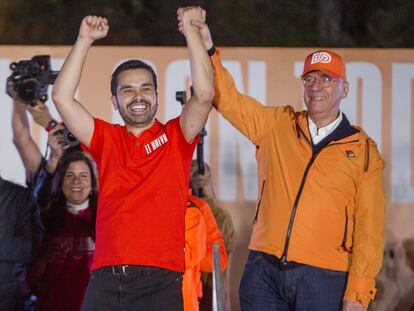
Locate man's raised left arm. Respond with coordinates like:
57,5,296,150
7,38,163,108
177,6,214,143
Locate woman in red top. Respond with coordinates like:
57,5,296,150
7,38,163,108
33,150,98,311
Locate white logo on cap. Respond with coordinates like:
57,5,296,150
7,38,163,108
311,52,332,64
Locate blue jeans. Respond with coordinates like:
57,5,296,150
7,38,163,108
239,250,347,311
81,265,183,311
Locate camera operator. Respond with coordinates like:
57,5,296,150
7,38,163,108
8,81,83,213
8,81,68,184
7,54,78,191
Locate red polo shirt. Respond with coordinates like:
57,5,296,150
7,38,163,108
83,117,197,272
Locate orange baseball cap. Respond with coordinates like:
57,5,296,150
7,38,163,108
301,49,346,80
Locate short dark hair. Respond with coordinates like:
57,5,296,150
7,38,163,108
111,60,158,96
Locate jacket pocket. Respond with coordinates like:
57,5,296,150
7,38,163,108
338,204,353,252
253,179,266,223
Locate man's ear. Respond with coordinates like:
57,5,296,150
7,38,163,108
341,81,349,99
111,96,118,110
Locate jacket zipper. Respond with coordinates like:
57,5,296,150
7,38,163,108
253,179,266,223
280,125,359,265
280,150,319,265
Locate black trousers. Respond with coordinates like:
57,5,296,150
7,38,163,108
0,282,25,311
81,265,183,311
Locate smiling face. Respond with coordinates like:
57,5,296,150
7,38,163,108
303,70,349,125
62,160,92,205
111,68,158,130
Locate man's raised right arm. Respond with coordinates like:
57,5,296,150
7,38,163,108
192,17,279,145
52,16,109,148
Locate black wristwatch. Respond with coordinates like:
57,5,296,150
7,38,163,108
207,46,216,57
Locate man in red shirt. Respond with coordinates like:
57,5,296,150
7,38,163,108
52,7,213,311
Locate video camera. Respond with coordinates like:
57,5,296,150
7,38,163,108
6,55,59,106
52,127,80,147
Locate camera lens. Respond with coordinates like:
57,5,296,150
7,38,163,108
63,128,80,146
67,132,76,142
17,79,40,104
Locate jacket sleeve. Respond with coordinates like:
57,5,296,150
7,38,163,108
343,145,386,309
185,207,207,270
0,189,41,263
198,200,228,273
210,49,280,145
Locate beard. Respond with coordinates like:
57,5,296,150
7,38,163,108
117,98,157,128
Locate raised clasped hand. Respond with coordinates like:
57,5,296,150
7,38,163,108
177,6,205,36
177,6,213,50
79,15,109,41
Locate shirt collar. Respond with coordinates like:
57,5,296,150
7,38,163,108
66,199,89,215
308,112,343,140
124,118,162,140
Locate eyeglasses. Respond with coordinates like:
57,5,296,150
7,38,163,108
302,75,340,88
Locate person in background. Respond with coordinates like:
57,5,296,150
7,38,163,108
0,173,42,311
189,160,236,257
32,150,97,311
183,198,207,311
183,189,229,311
0,87,47,311
188,161,235,311
9,82,67,187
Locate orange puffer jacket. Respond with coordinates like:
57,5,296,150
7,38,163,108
210,49,385,309
189,196,228,273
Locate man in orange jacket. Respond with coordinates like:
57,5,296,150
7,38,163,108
185,8,386,311
183,194,228,311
